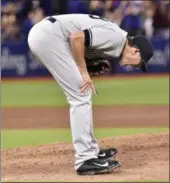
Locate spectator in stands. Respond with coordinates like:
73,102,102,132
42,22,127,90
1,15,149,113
1,0,169,42
22,8,45,40
16,0,52,20
141,0,155,38
88,0,105,16
103,0,122,24
120,1,144,36
1,1,22,42
152,0,169,38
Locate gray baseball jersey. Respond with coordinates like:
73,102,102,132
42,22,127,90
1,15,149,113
28,14,128,170
51,14,128,60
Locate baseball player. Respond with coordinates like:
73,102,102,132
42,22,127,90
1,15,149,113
28,14,153,175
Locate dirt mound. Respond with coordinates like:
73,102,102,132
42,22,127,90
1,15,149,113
2,133,169,182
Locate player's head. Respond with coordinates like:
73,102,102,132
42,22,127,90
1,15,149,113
120,35,154,72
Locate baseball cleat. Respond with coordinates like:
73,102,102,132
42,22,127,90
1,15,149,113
98,148,118,161
77,158,120,175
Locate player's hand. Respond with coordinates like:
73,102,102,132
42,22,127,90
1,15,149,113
80,70,97,95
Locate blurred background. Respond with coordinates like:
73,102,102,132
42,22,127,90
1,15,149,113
1,0,170,77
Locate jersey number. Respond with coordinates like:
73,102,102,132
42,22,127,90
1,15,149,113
89,14,108,22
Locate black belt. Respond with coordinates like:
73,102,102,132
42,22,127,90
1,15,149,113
46,17,57,23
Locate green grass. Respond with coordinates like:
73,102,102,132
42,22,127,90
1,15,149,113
2,77,169,107
1,128,168,149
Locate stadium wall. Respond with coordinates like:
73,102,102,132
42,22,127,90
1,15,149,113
1,36,169,78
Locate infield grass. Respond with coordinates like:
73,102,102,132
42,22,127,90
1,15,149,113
1,128,168,149
2,76,169,107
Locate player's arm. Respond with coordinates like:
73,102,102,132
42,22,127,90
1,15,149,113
70,31,87,73
70,31,97,95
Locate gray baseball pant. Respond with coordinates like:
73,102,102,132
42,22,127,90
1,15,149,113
27,19,99,170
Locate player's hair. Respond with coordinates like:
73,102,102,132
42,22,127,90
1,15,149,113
127,36,134,47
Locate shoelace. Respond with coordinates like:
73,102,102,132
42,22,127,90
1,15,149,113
92,158,106,164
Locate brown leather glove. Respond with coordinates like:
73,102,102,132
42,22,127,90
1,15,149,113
86,59,112,76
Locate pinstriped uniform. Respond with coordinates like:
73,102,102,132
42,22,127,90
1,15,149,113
28,14,127,170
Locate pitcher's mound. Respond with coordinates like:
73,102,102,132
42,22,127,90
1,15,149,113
2,132,169,182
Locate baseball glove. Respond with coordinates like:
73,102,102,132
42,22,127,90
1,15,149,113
86,58,112,76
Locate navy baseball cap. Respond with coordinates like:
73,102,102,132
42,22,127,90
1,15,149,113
132,36,154,72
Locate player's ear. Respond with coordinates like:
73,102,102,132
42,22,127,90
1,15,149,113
135,48,140,53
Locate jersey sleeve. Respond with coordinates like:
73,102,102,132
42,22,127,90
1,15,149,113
83,27,127,51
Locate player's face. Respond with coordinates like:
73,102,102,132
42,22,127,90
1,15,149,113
128,46,142,66
121,44,142,67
